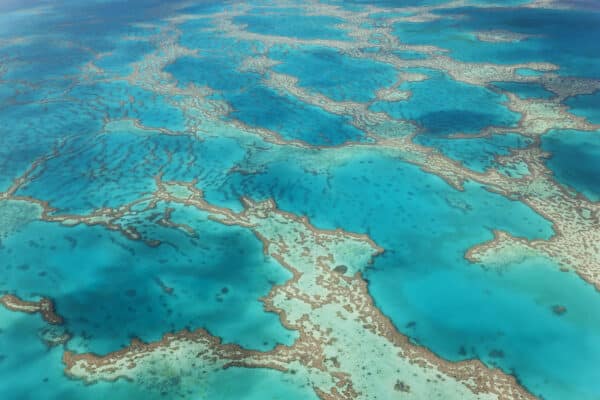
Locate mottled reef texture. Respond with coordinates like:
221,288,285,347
0,294,71,347
63,177,534,400
0,0,599,398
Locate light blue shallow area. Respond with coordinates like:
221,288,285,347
0,39,91,81
0,309,313,400
67,81,187,131
369,253,600,400
0,307,157,400
541,129,600,201
270,45,398,102
166,55,261,93
370,69,520,135
415,132,532,172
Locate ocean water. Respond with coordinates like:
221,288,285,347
393,6,600,78
234,10,350,41
541,129,600,201
1,213,296,354
270,45,398,102
229,86,368,145
1,1,600,400
566,91,600,124
0,307,312,400
370,68,520,136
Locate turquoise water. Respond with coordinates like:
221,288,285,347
234,11,350,41
2,1,600,399
271,45,398,102
0,307,312,400
515,68,545,77
166,52,368,146
1,213,296,354
370,69,520,135
229,86,368,145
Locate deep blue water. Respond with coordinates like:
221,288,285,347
370,68,520,136
542,129,600,201
566,91,600,125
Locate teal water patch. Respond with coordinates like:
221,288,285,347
234,12,350,41
566,91,600,124
0,211,295,354
0,38,91,82
22,132,245,213
67,81,186,131
166,46,367,146
491,81,554,99
0,307,311,400
166,55,261,93
541,129,600,201
95,37,154,76
370,252,600,400
0,100,102,192
229,86,367,145
0,306,163,400
415,132,532,172
270,45,397,102
370,69,520,135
